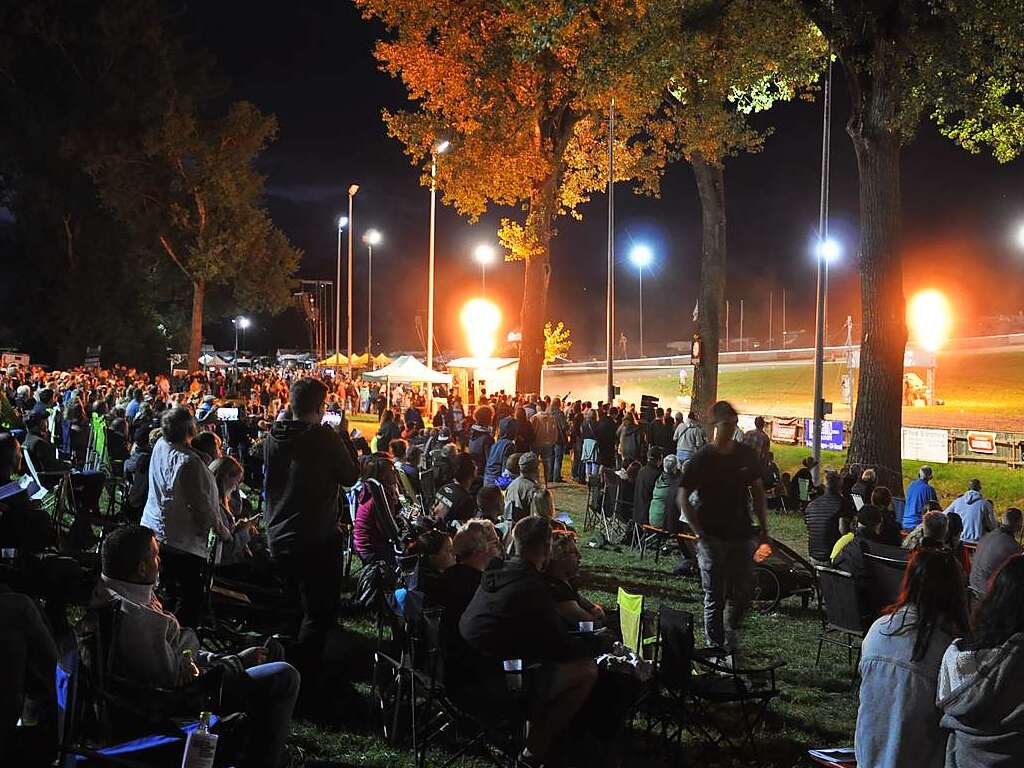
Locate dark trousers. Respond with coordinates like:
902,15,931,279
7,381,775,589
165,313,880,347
274,544,342,685
158,546,207,629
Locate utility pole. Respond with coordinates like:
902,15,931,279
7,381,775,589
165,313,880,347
605,100,616,404
725,299,730,353
739,299,745,352
768,291,774,350
812,47,834,481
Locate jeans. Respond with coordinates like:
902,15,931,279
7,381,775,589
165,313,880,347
551,443,564,482
537,443,554,483
223,662,300,768
274,544,342,684
695,536,756,652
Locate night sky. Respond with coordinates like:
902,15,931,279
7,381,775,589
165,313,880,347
188,1,1024,358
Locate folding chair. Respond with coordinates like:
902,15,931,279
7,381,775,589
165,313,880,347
102,429,131,518
814,566,867,672
862,552,907,620
582,472,603,531
598,469,636,548
617,587,657,660
651,605,784,766
418,468,437,519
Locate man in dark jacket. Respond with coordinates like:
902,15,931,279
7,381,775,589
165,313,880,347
595,408,617,468
969,508,1023,595
459,517,597,763
434,454,478,529
804,470,853,566
263,378,359,688
633,446,662,526
648,409,675,457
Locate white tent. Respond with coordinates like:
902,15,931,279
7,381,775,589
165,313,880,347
198,353,229,369
362,354,451,384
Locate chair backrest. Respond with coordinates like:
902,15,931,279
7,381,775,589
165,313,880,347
863,552,907,616
656,605,695,694
419,468,436,513
617,587,645,654
815,566,865,634
366,477,403,549
105,429,130,462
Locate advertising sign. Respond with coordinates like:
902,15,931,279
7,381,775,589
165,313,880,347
901,427,949,464
804,419,844,451
967,431,997,455
771,420,799,443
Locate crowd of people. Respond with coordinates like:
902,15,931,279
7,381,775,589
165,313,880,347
2,361,1024,767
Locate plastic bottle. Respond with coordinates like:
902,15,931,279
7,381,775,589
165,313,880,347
180,711,217,768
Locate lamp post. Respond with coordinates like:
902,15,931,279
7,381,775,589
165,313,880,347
335,215,348,374
364,229,382,362
629,244,652,358
233,316,250,362
474,244,496,296
427,140,449,369
347,185,359,379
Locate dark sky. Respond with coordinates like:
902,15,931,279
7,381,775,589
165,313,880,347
187,1,1024,358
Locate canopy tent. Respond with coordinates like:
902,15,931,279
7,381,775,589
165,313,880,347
372,353,392,368
198,354,229,369
317,352,370,368
362,355,451,384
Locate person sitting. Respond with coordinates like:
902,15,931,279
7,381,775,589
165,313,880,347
855,549,969,768
944,479,996,544
458,517,598,765
209,456,262,569
833,506,884,608
790,457,817,508
409,529,455,606
353,455,404,566
902,509,950,552
475,484,503,524
650,454,681,532
140,407,232,627
902,465,938,531
850,467,876,511
22,410,71,480
122,427,161,524
89,525,299,768
544,533,604,626
857,486,902,547
504,452,540,523
969,507,1023,595
944,511,972,574
805,470,851,567
938,553,1024,765
633,446,662,527
433,454,478,529
483,420,518,487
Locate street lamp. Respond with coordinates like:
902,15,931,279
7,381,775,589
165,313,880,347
233,315,250,362
363,229,382,361
474,244,496,296
347,185,359,379
811,235,842,474
427,140,449,369
629,244,653,358
335,215,348,373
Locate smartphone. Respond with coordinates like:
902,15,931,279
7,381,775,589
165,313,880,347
216,407,239,421
322,412,342,427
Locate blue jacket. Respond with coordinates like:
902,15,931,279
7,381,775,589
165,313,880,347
483,438,515,486
944,489,995,544
902,478,938,529
856,606,952,768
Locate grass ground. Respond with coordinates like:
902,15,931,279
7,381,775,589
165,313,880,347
287,479,855,768
545,348,1024,432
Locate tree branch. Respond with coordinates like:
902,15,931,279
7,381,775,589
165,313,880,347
159,235,192,279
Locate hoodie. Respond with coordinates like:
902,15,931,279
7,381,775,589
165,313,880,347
483,437,515,486
937,634,1024,767
263,420,359,560
458,558,584,664
944,490,996,544
467,424,494,471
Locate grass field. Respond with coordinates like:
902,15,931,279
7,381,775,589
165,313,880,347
286,479,858,768
544,348,1024,432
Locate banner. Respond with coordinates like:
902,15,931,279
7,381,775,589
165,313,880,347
771,419,800,444
967,431,997,455
901,427,949,464
804,419,844,451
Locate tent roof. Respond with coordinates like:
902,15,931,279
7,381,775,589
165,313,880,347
198,354,229,368
447,357,519,370
318,352,369,367
362,354,452,384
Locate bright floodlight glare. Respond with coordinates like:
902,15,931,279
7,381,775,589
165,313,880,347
236,316,251,329
817,237,841,263
337,215,349,229
434,140,450,154
1016,221,1024,250
460,298,501,359
908,289,952,353
629,244,653,269
348,184,359,196
364,229,382,246
474,244,497,265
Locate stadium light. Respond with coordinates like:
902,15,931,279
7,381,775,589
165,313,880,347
817,237,841,263
629,244,653,356
363,228,382,246
337,215,348,230
474,244,496,296
363,230,382,358
460,298,501,359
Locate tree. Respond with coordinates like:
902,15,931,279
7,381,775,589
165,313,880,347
357,0,673,393
86,102,301,370
798,0,1024,490
543,320,572,363
649,1,822,419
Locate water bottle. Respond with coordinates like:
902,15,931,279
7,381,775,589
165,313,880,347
180,711,217,768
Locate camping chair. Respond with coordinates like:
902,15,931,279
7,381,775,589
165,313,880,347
862,552,907,620
814,567,867,673
617,587,657,660
102,429,131,518
418,468,437,519
599,468,637,548
582,471,603,530
650,605,784,765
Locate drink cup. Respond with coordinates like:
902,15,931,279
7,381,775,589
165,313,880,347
503,658,523,690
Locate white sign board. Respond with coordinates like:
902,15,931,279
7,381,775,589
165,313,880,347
901,427,949,464
738,414,758,433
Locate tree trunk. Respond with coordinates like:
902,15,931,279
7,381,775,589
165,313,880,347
188,278,205,372
846,119,906,494
689,152,727,421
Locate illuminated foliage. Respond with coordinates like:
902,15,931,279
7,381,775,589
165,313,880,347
544,320,572,363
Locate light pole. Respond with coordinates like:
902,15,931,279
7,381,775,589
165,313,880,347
606,100,615,404
427,140,449,369
629,244,652,358
347,185,359,379
233,316,250,362
474,244,496,296
364,229,382,361
335,215,348,374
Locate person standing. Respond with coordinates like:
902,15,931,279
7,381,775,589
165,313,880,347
673,411,706,464
741,416,771,480
263,378,359,691
678,401,769,658
550,397,569,483
530,401,559,483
